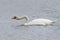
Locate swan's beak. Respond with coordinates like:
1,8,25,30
12,16,17,19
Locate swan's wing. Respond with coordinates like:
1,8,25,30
26,19,47,25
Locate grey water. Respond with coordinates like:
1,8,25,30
0,0,60,40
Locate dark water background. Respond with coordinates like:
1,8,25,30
0,0,60,40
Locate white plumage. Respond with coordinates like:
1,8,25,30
24,19,54,26
12,16,55,26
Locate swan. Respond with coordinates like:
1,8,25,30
12,16,55,26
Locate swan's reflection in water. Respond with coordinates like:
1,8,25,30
15,24,54,29
16,23,55,27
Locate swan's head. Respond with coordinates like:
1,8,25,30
12,16,21,20
12,16,29,22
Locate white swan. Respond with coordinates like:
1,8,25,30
12,16,55,26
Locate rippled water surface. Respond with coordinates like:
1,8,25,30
0,0,60,40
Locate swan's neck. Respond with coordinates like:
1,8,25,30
18,16,29,23
22,16,29,22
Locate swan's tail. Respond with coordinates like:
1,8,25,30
52,19,58,23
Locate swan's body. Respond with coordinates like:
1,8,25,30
24,19,54,26
12,16,55,26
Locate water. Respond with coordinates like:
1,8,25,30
0,0,60,40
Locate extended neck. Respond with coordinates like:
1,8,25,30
21,16,29,23
18,16,29,23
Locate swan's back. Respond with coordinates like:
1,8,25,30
24,19,54,25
